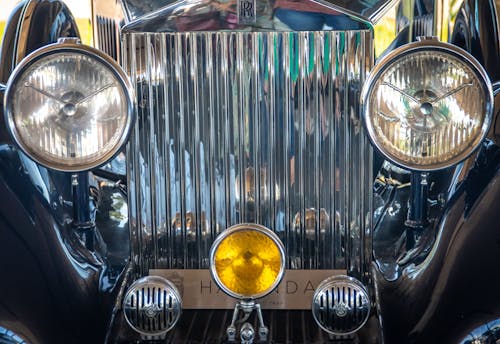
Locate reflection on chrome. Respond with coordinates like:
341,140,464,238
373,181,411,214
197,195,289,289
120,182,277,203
125,29,373,275
293,208,330,239
460,319,500,344
121,0,393,24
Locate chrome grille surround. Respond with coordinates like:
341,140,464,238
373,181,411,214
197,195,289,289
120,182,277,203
123,276,182,336
312,275,370,335
124,29,373,277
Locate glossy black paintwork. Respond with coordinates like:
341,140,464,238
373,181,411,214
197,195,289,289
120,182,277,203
450,0,500,82
0,0,79,84
371,1,500,342
0,136,127,342
0,1,127,343
2,0,500,343
0,146,105,343
0,84,9,144
374,141,500,344
0,145,130,343
0,2,24,84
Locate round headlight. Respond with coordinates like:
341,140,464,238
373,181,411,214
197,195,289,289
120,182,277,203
4,40,134,171
362,39,493,171
209,224,285,300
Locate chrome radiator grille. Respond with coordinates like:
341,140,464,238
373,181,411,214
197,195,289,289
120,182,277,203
96,15,120,61
124,30,372,276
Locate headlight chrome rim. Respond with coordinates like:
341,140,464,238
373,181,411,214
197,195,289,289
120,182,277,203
4,41,135,172
209,223,286,300
361,39,493,171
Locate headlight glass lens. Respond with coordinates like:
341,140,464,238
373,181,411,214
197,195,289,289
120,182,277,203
6,48,132,171
365,47,492,170
210,225,285,299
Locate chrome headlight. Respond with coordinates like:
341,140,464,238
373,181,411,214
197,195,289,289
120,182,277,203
362,39,493,171
4,39,134,172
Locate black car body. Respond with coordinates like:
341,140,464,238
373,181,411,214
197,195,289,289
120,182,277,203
1,0,500,343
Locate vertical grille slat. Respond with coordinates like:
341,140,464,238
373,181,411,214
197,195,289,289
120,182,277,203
95,15,119,61
236,33,246,223
313,32,321,270
267,33,276,234
125,30,372,274
207,33,217,243
177,35,188,269
344,33,351,274
283,32,292,270
145,35,158,269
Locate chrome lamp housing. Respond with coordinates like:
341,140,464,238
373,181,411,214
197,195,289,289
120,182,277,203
208,224,286,342
209,223,286,301
361,39,493,171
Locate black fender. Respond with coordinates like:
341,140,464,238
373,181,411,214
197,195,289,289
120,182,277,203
0,0,80,142
0,2,24,85
371,3,500,342
0,0,79,84
449,0,500,82
0,146,108,343
493,83,500,145
374,141,500,344
0,1,116,343
0,143,130,343
0,84,8,144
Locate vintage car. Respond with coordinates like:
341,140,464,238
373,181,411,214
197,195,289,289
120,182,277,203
1,0,500,342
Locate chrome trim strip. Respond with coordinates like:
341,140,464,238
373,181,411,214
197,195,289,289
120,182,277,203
493,81,500,96
120,0,399,25
14,0,37,66
365,0,402,24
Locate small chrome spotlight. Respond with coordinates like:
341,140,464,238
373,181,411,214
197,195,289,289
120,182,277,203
123,276,182,338
209,223,285,342
312,275,370,335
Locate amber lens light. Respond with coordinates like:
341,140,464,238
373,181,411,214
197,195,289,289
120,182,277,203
362,41,492,171
210,225,285,299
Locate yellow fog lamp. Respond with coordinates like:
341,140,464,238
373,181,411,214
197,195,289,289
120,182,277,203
209,223,285,299
209,223,285,341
